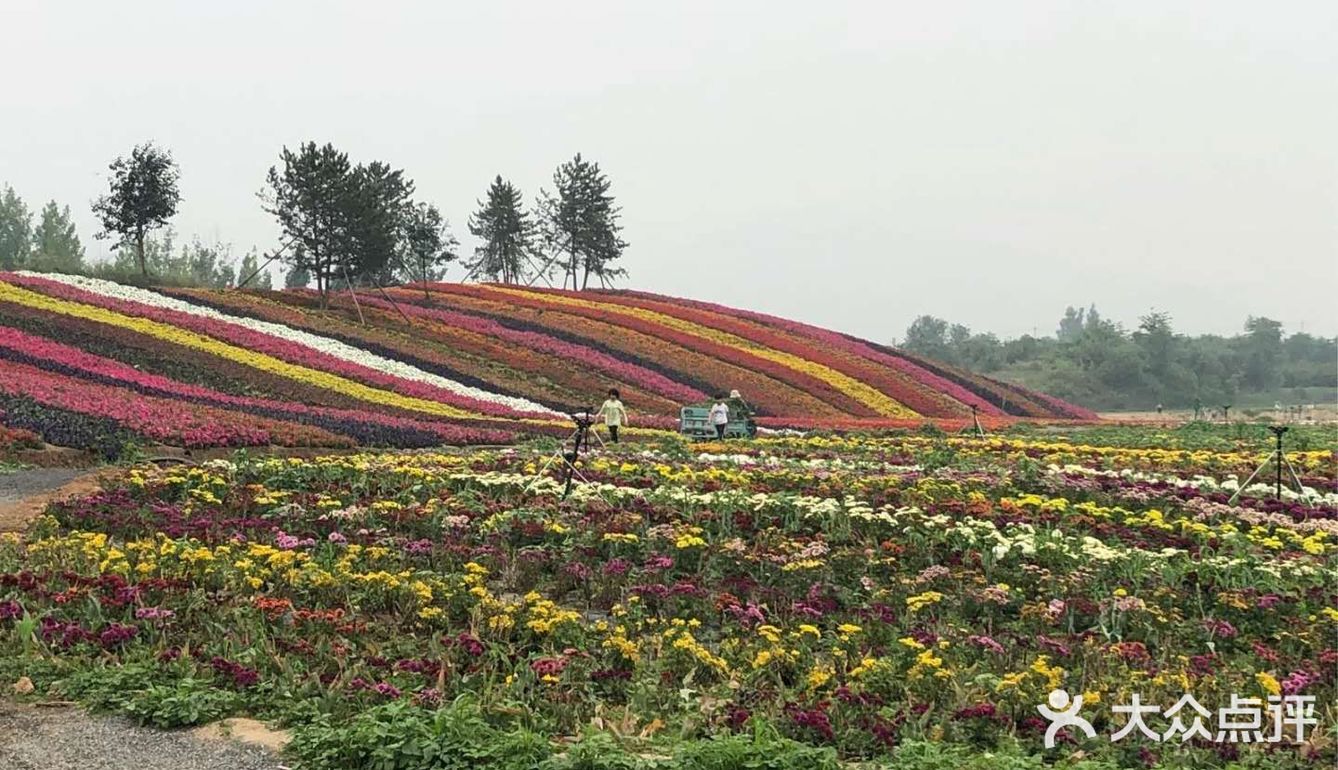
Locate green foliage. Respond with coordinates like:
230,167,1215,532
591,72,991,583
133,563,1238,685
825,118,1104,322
263,141,416,302
94,230,238,288
289,699,551,770
237,250,274,289
903,308,1336,411
397,201,458,292
536,154,628,290
285,260,312,288
29,200,85,273
543,732,645,770
55,663,165,713
467,175,539,284
670,729,840,770
124,678,244,728
0,183,34,270
92,142,182,276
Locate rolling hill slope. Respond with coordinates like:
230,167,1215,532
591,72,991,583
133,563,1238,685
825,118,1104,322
0,272,1094,453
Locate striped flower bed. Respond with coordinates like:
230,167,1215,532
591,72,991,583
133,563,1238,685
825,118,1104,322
0,272,1093,450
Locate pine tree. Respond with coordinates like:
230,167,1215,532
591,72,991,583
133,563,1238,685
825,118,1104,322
29,201,85,273
536,153,627,290
466,176,536,284
0,184,33,271
262,142,414,305
262,142,352,303
284,260,311,289
236,251,273,290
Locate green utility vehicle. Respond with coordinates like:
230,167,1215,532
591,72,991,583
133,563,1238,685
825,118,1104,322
678,399,757,440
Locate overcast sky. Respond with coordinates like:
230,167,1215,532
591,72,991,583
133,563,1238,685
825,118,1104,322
3,1,1335,341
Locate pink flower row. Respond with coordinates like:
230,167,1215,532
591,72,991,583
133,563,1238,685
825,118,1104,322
0,359,340,448
369,290,706,404
6,274,534,419
0,326,510,445
612,288,1013,416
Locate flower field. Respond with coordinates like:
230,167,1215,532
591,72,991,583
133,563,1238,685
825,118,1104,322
1,427,1334,768
0,272,1094,455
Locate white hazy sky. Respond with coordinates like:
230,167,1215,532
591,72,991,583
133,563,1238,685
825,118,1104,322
3,1,1335,341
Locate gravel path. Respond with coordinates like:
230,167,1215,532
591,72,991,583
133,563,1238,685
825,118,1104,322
0,468,86,505
0,703,284,770
0,468,111,533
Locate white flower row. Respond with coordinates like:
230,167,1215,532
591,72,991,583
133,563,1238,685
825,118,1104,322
1047,463,1337,507
25,272,561,417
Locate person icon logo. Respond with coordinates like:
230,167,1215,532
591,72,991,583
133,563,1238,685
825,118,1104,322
1037,689,1096,748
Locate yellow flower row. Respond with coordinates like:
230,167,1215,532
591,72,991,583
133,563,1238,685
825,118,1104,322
0,283,482,420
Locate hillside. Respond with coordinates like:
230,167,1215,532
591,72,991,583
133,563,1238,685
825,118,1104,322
0,272,1093,453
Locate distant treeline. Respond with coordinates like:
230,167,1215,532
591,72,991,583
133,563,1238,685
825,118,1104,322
900,306,1337,411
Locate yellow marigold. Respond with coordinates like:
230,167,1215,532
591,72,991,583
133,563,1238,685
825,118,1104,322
807,667,832,689
1256,672,1281,696
906,591,944,612
1031,655,1064,691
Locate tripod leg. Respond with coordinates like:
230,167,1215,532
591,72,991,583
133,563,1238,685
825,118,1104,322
524,451,567,495
562,461,576,500
589,428,608,450
1282,456,1309,498
1228,452,1274,506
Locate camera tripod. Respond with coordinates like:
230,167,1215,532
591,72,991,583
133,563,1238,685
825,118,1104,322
523,410,609,501
1228,426,1307,504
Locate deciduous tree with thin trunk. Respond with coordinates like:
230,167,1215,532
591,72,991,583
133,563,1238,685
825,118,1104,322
92,142,181,277
396,202,458,299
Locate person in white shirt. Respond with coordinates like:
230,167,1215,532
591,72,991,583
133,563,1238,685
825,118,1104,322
709,397,730,440
598,388,627,443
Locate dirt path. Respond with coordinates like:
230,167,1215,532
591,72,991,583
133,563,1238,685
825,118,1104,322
0,468,112,533
0,702,283,770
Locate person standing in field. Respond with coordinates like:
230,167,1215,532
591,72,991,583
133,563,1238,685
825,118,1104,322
599,388,627,443
709,397,730,440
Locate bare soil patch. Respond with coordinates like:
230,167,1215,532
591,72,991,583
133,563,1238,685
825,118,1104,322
0,468,112,533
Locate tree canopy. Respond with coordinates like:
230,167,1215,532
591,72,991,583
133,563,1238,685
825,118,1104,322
536,153,627,290
0,184,33,270
262,142,419,304
396,202,458,296
466,176,536,284
92,142,181,276
30,201,85,273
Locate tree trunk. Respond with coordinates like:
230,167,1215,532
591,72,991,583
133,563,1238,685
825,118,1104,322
136,228,147,276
